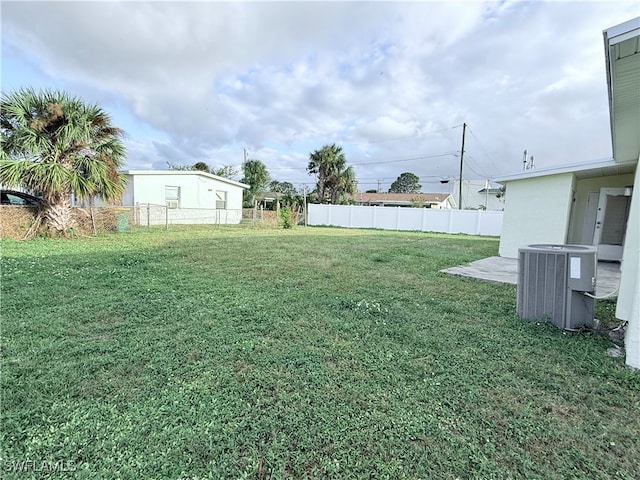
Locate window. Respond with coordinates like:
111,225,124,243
165,186,180,209
1,191,41,206
216,191,227,210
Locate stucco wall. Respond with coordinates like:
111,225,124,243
568,172,635,244
618,161,640,369
124,173,244,211
498,173,574,258
122,176,135,206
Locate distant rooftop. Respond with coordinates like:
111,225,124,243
350,192,453,204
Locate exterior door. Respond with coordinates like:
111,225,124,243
581,192,600,245
593,187,631,261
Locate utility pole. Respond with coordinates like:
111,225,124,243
302,184,307,227
243,148,248,167
377,179,381,193
459,122,466,210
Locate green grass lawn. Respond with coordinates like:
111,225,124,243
1,226,638,479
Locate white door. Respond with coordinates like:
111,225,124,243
593,187,631,261
581,192,600,245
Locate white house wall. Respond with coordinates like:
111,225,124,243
121,176,135,206
136,204,243,226
618,158,640,369
499,173,574,258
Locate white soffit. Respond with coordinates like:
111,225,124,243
605,18,640,163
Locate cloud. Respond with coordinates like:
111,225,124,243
2,0,639,192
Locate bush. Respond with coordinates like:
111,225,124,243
279,206,294,229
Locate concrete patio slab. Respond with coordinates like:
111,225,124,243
441,256,621,298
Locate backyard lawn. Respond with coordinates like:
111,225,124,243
1,226,638,479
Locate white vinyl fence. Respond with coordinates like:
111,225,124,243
308,204,503,236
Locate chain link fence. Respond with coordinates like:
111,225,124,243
0,205,135,238
135,203,243,227
0,203,310,238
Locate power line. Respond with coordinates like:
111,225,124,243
351,152,457,166
267,151,458,170
464,155,492,178
339,124,461,146
466,126,501,173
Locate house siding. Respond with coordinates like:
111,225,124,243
618,158,640,369
124,173,244,211
498,173,574,258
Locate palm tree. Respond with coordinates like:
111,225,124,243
240,159,270,208
0,88,126,236
307,144,356,204
330,164,356,204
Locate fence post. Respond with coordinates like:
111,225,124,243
395,207,400,231
475,210,482,235
165,206,168,231
147,204,150,227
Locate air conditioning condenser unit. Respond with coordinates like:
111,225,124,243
517,244,597,330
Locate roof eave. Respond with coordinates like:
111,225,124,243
603,17,640,163
122,170,249,189
495,158,635,183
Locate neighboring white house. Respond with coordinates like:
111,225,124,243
496,17,639,369
451,180,505,211
121,170,248,225
349,192,457,209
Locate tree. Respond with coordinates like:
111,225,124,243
0,88,126,236
269,180,302,210
269,180,297,197
389,172,421,193
307,144,356,204
240,159,270,207
167,162,192,171
330,164,356,204
192,161,210,172
211,165,239,179
168,162,239,179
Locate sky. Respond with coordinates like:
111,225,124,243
2,1,639,193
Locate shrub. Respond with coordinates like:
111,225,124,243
279,206,294,229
